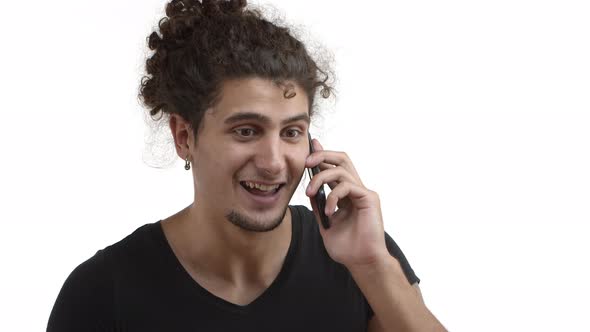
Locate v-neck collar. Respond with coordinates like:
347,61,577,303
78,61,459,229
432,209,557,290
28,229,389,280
152,205,302,314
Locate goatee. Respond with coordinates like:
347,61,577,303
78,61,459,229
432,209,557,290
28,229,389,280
225,206,289,232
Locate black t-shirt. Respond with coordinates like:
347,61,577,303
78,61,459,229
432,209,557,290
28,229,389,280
47,205,420,331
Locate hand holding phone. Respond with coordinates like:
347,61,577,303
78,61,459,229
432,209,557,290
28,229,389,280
307,132,331,229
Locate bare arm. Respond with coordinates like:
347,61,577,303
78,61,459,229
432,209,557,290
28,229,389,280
351,257,447,332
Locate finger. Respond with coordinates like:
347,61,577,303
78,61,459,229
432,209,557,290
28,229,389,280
313,139,324,152
306,162,336,188
306,150,363,186
317,162,337,189
310,178,338,191
306,166,357,197
318,161,333,171
325,182,374,216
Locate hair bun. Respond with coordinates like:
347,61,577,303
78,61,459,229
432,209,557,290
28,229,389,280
166,0,247,19
200,0,219,14
222,0,247,13
166,0,203,17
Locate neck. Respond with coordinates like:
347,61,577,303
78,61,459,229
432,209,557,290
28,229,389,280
162,203,292,286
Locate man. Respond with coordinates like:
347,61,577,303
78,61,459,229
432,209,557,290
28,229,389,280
48,1,446,331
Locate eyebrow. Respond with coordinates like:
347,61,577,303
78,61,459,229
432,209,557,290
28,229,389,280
223,112,310,126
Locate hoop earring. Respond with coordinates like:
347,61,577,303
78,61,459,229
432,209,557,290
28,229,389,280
185,155,191,170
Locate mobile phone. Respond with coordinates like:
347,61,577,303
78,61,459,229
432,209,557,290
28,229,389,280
307,132,331,229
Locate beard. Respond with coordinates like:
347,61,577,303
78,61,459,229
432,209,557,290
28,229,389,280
225,205,289,232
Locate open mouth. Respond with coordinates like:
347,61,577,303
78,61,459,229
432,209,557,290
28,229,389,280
240,181,285,196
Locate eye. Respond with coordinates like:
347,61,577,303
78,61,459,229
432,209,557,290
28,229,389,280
283,128,303,138
234,128,257,137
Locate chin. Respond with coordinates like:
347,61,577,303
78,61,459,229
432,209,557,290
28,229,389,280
225,204,289,233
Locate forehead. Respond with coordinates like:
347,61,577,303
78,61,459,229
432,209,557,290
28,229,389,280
209,77,310,125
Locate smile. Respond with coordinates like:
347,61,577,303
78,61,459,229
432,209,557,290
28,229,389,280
239,181,285,205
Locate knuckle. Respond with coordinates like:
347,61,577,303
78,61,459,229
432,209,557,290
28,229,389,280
371,190,380,200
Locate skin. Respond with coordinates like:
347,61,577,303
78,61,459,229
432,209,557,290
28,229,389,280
162,77,310,304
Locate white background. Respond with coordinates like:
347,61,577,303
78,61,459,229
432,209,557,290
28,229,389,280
1,0,589,331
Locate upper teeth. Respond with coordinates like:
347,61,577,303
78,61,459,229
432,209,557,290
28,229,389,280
243,182,280,191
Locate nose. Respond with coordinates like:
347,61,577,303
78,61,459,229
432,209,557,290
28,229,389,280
254,135,286,177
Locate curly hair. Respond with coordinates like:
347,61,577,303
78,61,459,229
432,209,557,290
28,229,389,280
138,0,335,149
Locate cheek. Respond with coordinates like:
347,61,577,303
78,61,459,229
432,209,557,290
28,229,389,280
290,146,309,173
219,146,252,177
194,147,238,183
288,153,308,189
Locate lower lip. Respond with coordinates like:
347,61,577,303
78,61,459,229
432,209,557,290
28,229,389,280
240,184,283,206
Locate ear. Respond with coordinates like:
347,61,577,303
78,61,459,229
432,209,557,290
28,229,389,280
169,114,193,160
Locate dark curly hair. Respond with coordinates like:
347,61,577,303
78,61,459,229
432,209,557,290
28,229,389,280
138,0,335,146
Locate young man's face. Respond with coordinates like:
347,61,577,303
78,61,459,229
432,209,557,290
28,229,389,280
190,77,310,232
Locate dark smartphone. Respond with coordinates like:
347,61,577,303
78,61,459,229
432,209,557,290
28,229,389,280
307,132,331,229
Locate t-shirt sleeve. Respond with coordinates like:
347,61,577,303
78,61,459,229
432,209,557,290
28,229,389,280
366,231,420,319
384,231,420,286
46,250,116,332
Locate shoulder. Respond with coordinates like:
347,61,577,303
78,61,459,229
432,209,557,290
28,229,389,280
47,222,158,331
78,221,159,277
47,249,113,331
